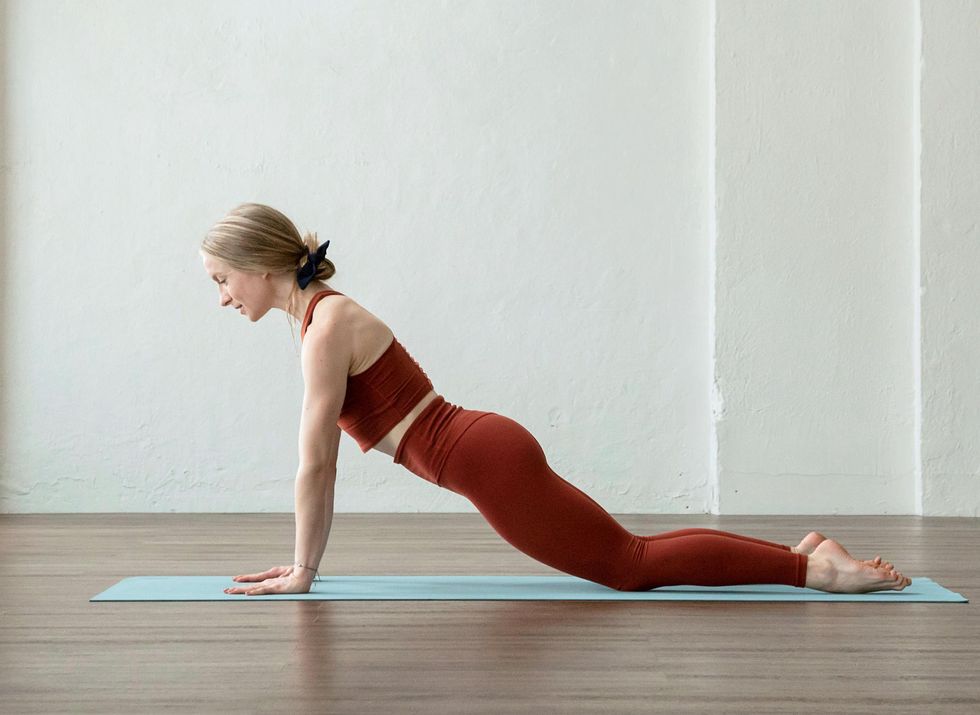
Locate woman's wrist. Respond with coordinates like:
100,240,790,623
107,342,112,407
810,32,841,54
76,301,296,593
292,562,318,583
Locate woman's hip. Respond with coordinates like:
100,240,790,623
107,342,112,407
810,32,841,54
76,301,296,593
393,396,496,485
438,412,551,493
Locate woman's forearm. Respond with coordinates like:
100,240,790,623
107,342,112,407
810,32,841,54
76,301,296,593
293,469,336,574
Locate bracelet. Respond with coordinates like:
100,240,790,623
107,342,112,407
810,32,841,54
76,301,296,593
294,562,320,582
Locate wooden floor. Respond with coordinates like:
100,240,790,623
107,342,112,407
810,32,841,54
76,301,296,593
0,513,977,714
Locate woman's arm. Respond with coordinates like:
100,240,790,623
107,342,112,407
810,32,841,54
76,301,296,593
292,299,352,579
293,468,336,580
224,467,336,595
224,298,354,596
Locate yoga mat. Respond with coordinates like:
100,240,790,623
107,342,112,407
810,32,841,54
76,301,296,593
90,575,967,603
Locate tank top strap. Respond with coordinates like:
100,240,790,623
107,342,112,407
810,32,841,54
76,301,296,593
301,289,345,339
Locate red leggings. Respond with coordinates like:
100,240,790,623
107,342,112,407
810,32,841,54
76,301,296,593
395,400,808,591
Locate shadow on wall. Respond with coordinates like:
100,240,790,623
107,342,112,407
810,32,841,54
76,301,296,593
0,0,9,508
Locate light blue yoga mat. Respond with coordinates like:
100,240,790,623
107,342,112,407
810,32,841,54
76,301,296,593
90,575,967,603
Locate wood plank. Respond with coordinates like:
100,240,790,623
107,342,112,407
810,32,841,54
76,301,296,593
0,514,976,713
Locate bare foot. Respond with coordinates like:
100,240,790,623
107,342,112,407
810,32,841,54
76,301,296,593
805,539,912,593
792,532,885,569
792,531,828,555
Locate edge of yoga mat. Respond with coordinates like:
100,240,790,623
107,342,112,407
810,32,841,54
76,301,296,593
90,575,968,603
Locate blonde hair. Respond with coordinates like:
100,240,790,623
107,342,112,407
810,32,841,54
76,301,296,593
200,202,336,343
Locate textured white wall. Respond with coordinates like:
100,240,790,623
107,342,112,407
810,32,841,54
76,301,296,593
715,2,918,514
0,1,976,516
920,0,980,516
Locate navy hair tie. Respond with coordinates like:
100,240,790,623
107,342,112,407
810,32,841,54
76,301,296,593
296,240,330,289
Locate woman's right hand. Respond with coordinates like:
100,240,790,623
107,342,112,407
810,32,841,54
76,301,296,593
231,565,294,583
225,564,313,595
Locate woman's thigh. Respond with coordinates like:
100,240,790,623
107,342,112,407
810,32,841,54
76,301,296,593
439,413,636,587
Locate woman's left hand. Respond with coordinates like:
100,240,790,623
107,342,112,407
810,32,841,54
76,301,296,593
223,567,313,596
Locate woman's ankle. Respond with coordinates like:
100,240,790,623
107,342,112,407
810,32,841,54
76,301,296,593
805,555,832,590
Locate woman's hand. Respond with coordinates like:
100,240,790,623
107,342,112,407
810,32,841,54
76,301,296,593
223,564,314,596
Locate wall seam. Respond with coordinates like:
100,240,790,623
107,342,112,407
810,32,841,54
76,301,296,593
912,0,924,516
708,0,720,515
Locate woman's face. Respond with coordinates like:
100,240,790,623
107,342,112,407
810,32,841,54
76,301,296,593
202,254,272,322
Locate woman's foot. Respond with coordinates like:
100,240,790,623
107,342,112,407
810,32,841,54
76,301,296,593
791,532,887,569
791,531,828,555
804,539,912,593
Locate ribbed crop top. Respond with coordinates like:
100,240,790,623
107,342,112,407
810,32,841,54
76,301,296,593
300,290,435,453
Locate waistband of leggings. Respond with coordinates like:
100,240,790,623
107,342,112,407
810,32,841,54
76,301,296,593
393,395,447,466
429,410,496,484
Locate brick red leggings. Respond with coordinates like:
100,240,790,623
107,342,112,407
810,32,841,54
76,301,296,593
427,410,809,591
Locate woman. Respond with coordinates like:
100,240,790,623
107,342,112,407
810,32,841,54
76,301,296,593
200,203,911,597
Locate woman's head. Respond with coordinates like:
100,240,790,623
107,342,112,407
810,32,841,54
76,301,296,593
199,203,336,332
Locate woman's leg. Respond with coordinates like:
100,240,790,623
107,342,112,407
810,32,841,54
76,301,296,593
540,476,794,550
438,414,807,591
471,434,794,552
637,529,792,551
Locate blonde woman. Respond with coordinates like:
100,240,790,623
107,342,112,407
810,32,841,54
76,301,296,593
200,203,911,597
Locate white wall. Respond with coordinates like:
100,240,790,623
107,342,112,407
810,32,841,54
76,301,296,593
0,0,976,516
715,2,919,514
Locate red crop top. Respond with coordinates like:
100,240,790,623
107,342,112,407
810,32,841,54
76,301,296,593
300,290,435,452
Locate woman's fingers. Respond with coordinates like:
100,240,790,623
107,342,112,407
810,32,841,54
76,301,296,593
225,576,274,594
232,566,288,582
232,571,265,582
233,571,267,582
223,573,311,596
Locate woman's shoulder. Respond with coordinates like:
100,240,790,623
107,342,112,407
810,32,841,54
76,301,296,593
307,288,368,330
306,290,395,375
303,289,348,335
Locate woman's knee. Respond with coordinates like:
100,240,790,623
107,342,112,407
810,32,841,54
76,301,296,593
605,539,658,592
611,577,654,592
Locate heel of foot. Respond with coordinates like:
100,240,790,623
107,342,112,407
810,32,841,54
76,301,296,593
805,557,835,591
